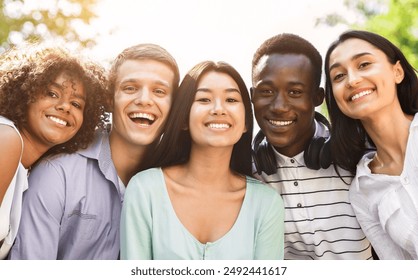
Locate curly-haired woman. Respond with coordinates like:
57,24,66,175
0,44,109,259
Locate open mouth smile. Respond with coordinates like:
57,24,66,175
47,115,69,126
129,112,156,126
268,119,293,127
350,89,373,101
206,122,231,129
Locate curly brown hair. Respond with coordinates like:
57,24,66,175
0,44,111,156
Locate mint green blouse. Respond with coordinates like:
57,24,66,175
120,168,284,260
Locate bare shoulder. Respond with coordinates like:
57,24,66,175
0,124,22,154
0,124,22,202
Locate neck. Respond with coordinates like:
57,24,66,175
182,146,236,190
20,130,49,168
362,107,413,166
109,133,147,186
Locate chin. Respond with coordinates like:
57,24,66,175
133,138,155,146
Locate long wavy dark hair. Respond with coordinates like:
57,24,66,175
324,30,418,174
146,61,254,177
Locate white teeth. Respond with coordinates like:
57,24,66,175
129,112,155,121
48,116,68,126
351,90,373,101
269,120,293,126
207,123,230,129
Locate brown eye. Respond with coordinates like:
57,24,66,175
289,90,302,96
255,88,274,96
333,73,345,82
123,85,137,93
196,98,211,103
153,89,166,96
359,62,371,69
71,101,82,109
47,91,59,98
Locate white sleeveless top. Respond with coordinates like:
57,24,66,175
0,116,28,259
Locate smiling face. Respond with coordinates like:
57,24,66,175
110,59,175,148
188,71,246,149
252,53,323,157
328,38,404,120
23,71,85,151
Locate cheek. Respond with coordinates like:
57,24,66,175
292,96,315,111
26,102,45,120
331,84,345,103
252,97,269,108
75,112,84,129
159,97,173,116
112,93,131,112
251,99,269,118
189,104,206,119
26,103,36,116
236,106,246,126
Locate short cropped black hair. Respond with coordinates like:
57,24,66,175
252,33,322,88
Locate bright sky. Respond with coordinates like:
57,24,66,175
88,0,353,85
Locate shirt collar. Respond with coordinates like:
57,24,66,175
77,129,108,160
411,113,418,129
77,129,119,185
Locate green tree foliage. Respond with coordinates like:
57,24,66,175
0,0,101,52
364,0,418,69
317,0,418,69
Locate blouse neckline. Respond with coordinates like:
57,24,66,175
157,167,249,246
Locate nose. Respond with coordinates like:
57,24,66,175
134,88,154,106
271,92,290,112
210,98,226,115
346,69,362,88
55,99,71,113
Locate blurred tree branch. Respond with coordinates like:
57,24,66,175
0,0,102,52
316,0,418,68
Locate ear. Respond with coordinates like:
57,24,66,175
394,61,405,84
314,87,325,107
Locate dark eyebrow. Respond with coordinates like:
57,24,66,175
288,81,306,87
225,88,240,94
329,52,372,72
196,87,210,93
50,82,86,101
255,80,305,88
196,88,240,94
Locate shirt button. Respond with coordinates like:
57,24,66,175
294,181,298,186
290,159,295,163
401,176,410,184
297,203,302,208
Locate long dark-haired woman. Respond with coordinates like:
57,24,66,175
121,61,284,260
324,30,418,259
